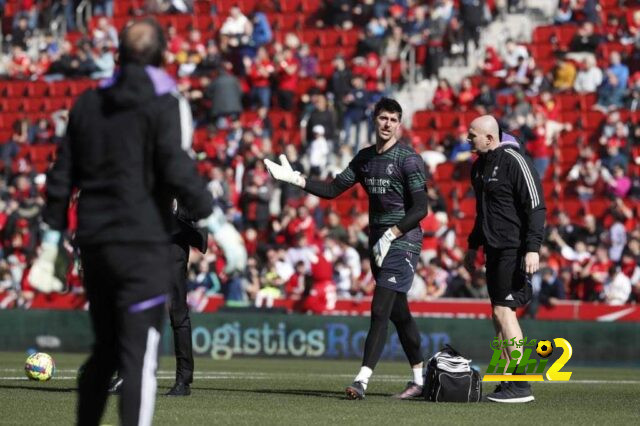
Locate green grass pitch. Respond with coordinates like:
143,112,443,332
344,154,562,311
1,352,638,425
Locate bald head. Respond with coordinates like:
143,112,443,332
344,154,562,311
468,115,500,154
119,18,166,67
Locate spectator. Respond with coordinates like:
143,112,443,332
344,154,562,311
568,21,601,58
574,55,603,93
246,46,274,109
553,53,577,91
202,63,243,127
474,82,497,113
501,38,529,70
526,267,565,318
341,75,368,149
352,257,374,297
220,5,253,49
554,0,572,24
276,48,299,111
92,0,114,17
304,93,336,145
456,77,478,111
527,67,554,96
595,52,629,112
307,125,331,177
603,266,632,305
459,0,486,63
601,164,631,198
251,10,273,47
11,16,31,50
91,44,115,79
92,17,118,49
298,44,319,78
431,78,454,110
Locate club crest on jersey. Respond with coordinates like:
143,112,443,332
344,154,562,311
386,164,395,175
492,166,499,177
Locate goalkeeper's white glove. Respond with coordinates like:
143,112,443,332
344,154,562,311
28,229,64,293
264,154,305,187
372,228,397,267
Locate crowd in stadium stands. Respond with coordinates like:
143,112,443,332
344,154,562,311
0,0,639,314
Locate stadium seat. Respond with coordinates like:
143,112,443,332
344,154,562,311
269,110,295,130
280,0,303,13
581,111,605,130
532,25,556,44
434,163,455,182
301,0,321,12
588,198,611,218
530,43,555,61
459,198,476,217
556,93,581,111
555,25,578,48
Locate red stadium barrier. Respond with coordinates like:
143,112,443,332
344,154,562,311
5,291,637,322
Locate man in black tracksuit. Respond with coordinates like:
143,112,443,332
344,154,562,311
41,20,213,425
109,203,208,397
166,204,208,395
463,116,545,403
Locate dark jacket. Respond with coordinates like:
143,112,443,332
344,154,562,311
468,140,546,253
44,64,213,245
172,202,208,253
205,71,243,117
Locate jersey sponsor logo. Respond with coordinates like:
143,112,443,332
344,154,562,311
364,177,391,194
386,163,395,175
388,276,397,283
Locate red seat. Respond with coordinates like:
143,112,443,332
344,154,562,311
28,145,57,163
560,111,581,127
437,111,460,129
412,110,437,129
459,198,476,217
588,197,611,218
321,29,342,45
555,25,578,48
280,0,302,12
581,111,605,130
556,93,580,111
530,43,555,61
301,0,321,12
269,110,295,130
434,163,455,182
532,26,557,44
340,30,359,46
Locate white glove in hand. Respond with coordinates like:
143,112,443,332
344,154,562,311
28,230,64,293
373,228,397,267
264,154,305,187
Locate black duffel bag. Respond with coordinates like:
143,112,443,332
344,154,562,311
423,344,482,403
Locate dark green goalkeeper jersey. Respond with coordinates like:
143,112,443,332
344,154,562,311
334,143,427,254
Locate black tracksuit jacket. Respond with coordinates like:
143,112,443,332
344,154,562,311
43,64,213,243
468,143,546,253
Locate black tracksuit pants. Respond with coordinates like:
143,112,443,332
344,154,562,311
77,243,170,426
169,242,193,384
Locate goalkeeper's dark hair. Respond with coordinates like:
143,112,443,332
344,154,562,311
119,18,166,67
373,97,402,120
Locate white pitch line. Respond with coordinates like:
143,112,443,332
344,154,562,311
1,374,639,385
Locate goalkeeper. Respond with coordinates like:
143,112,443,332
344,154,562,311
265,98,429,400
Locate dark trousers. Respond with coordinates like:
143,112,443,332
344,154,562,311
77,243,170,426
169,243,194,384
362,286,423,369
